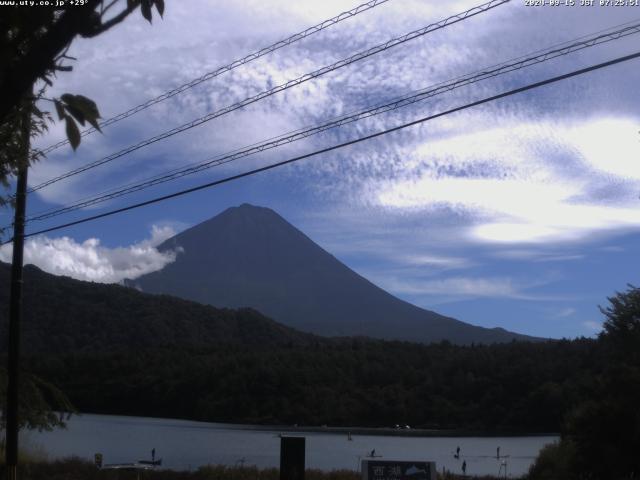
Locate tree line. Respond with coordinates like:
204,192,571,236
21,337,598,433
2,262,638,478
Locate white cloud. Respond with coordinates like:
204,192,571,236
383,275,551,300
23,0,640,231
372,114,640,244
400,276,519,297
0,225,178,283
494,250,584,262
554,307,576,318
401,254,474,270
583,320,602,333
5,0,637,344
25,0,520,205
567,117,640,180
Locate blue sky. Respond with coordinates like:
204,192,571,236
1,0,640,339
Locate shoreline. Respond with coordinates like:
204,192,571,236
77,411,558,438
238,424,559,438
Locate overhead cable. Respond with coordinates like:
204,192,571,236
24,21,640,223
38,0,393,155
10,49,639,242
28,0,511,194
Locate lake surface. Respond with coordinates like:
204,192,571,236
24,414,557,478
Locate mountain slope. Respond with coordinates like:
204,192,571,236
0,262,315,354
129,204,536,344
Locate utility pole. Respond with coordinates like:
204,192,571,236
5,107,30,480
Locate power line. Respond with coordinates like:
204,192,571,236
21,16,640,224
10,49,639,243
38,0,393,155
23,21,640,224
27,0,511,194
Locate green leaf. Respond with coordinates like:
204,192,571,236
69,94,100,120
86,116,102,133
65,104,86,126
60,93,74,104
141,0,152,23
154,0,164,17
54,100,65,121
60,94,102,130
65,116,81,151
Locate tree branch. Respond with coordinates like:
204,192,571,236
82,1,140,38
100,0,120,17
0,0,141,125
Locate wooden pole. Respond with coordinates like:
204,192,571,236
5,107,30,480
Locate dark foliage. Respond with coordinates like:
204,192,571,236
0,263,315,354
0,457,509,480
5,263,639,479
0,261,602,433
528,285,640,480
0,0,164,127
0,0,164,222
20,338,599,432
0,367,73,431
0,458,357,480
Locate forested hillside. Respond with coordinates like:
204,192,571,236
0,262,315,353
23,339,598,432
0,260,603,434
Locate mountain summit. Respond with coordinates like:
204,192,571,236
128,204,535,344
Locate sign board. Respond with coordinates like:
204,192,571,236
361,460,436,480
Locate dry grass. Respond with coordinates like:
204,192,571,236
0,458,514,480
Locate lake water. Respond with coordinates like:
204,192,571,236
24,414,557,478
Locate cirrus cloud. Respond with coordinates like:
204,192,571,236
373,114,640,244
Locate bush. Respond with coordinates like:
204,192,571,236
527,441,577,480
